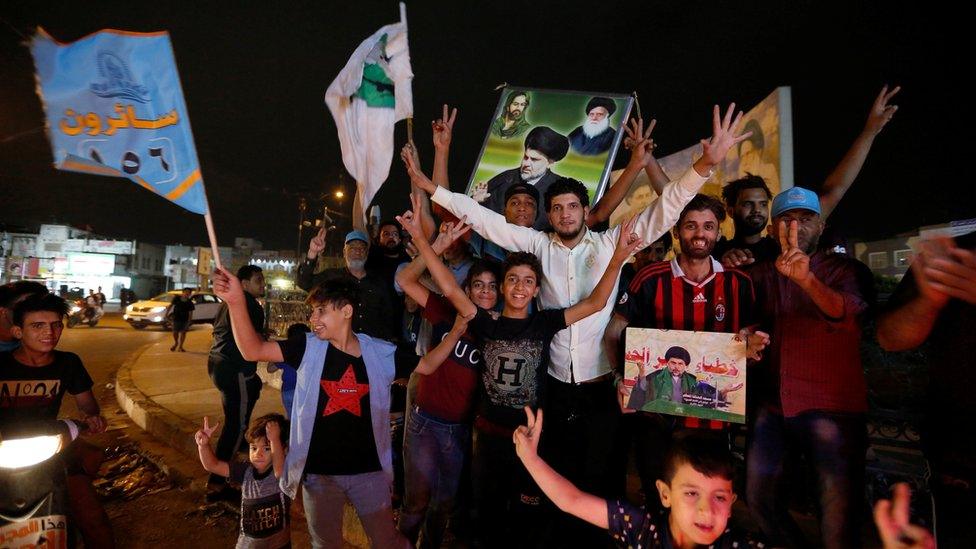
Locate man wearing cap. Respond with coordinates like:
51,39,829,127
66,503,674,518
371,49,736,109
745,186,874,548
477,126,569,229
568,96,618,156
469,182,540,262
297,229,396,341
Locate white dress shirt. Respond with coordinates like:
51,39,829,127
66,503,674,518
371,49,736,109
431,167,707,382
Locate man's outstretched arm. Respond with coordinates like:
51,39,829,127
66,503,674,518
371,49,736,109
819,85,900,218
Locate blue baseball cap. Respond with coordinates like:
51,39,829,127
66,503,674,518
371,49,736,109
771,187,821,218
344,230,369,244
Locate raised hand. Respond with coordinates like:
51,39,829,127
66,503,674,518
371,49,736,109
865,85,901,136
469,180,490,203
923,243,976,305
513,406,543,460
401,143,436,194
432,216,472,254
775,220,811,284
873,483,935,549
623,117,657,168
307,227,326,260
432,104,458,151
699,103,753,169
211,266,244,306
613,215,644,260
195,416,220,447
265,420,281,443
396,193,427,241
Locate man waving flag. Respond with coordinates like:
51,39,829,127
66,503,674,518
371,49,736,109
31,27,208,215
325,3,413,230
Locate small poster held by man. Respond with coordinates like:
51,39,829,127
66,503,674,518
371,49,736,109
622,327,747,424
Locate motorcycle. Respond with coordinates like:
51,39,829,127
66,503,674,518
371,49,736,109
0,420,83,548
66,300,102,328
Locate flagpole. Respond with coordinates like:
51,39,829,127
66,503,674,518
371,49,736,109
202,192,222,270
400,2,413,145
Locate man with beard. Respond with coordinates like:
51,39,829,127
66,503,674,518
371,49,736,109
297,230,396,341
713,174,780,266
745,187,874,548
367,220,411,283
475,126,569,229
604,193,764,505
404,103,752,546
568,96,618,156
717,85,901,269
490,90,531,139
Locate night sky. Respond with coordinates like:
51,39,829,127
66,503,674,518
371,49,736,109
0,1,968,251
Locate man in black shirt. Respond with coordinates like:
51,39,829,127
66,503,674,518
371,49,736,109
207,264,266,499
713,174,780,268
297,229,396,341
167,287,195,352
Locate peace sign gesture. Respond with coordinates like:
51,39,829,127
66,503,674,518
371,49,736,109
432,104,458,151
513,406,543,461
775,219,811,284
865,85,901,136
194,416,220,447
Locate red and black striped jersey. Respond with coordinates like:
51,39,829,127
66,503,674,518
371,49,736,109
614,257,756,429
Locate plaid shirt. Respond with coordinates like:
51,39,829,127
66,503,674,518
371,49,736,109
750,252,874,417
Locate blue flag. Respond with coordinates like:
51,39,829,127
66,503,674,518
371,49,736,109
31,28,208,215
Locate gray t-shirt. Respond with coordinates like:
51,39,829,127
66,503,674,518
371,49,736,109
229,461,290,548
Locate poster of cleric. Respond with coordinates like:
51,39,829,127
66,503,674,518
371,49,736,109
621,327,748,424
465,87,633,229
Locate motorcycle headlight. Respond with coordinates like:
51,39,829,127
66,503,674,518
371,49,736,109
150,306,167,313
70,306,81,314
0,435,62,469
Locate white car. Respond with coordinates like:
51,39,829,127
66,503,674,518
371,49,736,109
123,291,223,330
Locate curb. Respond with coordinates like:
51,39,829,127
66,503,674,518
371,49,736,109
114,342,203,463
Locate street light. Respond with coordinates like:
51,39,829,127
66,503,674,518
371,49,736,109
334,190,344,200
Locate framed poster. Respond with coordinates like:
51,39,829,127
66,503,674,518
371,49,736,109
465,86,633,230
607,86,794,236
622,327,748,424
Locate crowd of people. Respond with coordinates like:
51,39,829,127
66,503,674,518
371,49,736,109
2,85,972,549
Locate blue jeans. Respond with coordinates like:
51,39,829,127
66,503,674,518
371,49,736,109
302,471,409,548
397,406,470,548
746,407,867,549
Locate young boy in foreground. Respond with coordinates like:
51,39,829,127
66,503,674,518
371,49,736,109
211,271,409,548
514,407,763,548
196,413,290,548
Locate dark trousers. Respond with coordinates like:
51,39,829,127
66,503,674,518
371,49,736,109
473,426,546,548
207,355,262,485
539,374,621,548
746,407,867,549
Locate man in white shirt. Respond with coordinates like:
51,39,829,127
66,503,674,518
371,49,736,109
403,103,751,542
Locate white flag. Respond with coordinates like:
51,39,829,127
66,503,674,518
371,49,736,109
325,19,413,229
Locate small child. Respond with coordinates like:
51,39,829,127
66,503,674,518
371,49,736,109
514,407,764,549
196,413,290,549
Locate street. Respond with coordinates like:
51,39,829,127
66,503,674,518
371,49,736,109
57,312,241,548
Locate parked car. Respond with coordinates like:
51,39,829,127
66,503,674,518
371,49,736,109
123,290,222,330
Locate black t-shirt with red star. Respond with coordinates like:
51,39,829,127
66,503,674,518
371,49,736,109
278,337,380,475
